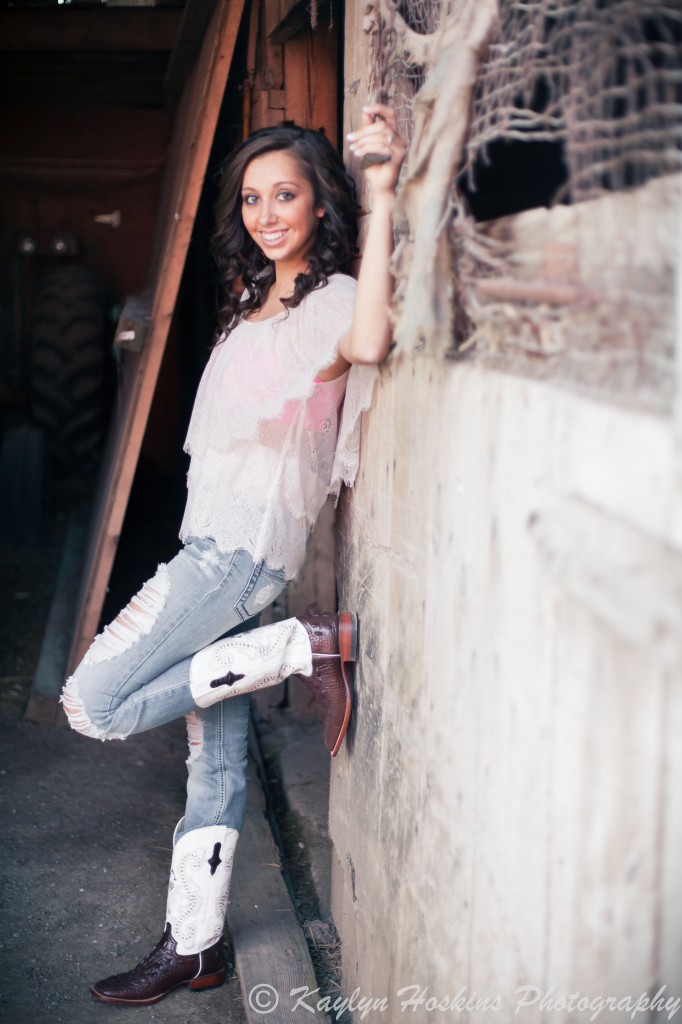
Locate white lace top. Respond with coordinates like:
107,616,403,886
179,274,378,579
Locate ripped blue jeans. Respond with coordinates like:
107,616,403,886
61,538,288,835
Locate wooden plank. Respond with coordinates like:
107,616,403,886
247,0,285,133
114,291,154,353
284,36,311,126
67,0,246,671
262,0,285,90
284,21,337,140
269,0,329,44
163,0,219,108
0,10,182,51
230,756,329,1023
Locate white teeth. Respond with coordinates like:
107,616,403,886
262,231,287,242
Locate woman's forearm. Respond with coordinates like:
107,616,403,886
335,103,405,368
342,190,397,365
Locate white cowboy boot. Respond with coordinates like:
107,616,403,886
189,613,357,756
90,824,238,1005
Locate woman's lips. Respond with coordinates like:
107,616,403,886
260,230,288,246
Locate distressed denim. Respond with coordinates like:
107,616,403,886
61,538,288,834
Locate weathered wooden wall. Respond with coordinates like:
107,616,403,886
328,5,682,1015
246,0,337,143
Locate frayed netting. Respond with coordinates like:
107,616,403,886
367,0,682,409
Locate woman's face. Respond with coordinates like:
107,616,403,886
240,149,323,272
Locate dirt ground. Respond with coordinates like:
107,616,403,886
0,540,247,1024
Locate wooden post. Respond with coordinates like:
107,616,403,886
68,0,246,671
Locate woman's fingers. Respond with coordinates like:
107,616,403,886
347,121,404,157
350,138,394,159
352,122,396,143
346,104,405,185
348,129,405,158
348,136,396,157
361,102,399,130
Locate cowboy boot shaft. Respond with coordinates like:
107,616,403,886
167,824,238,955
190,618,312,709
90,824,238,1006
297,614,341,656
189,612,357,756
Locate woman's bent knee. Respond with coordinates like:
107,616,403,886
60,676,128,741
59,566,172,741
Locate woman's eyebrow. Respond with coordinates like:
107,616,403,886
241,180,300,191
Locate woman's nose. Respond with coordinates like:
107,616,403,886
258,201,277,225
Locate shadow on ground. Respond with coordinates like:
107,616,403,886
0,471,245,1022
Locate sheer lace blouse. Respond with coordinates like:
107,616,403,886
179,274,378,579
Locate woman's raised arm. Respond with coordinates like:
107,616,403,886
341,190,396,364
334,104,406,370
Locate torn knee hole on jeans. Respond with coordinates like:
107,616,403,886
60,677,127,741
83,564,170,666
185,712,204,765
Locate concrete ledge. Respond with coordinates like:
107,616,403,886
231,748,329,1023
30,504,88,702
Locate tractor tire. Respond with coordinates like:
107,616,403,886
30,265,106,478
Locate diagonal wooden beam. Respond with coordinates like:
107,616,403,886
163,0,220,108
68,0,247,672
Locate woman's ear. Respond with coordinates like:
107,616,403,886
316,205,325,219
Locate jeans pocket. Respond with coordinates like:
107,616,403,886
235,561,288,621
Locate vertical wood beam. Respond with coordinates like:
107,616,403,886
248,0,285,132
284,20,337,139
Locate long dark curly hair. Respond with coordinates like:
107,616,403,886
212,123,360,337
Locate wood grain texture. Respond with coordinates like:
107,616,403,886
230,767,329,1022
68,0,246,670
284,22,337,140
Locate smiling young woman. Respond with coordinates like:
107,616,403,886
61,106,406,1006
240,152,325,283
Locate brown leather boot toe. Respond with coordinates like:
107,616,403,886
90,924,225,1005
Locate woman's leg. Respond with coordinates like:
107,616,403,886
88,606,359,1005
65,539,288,1006
64,538,356,1006
61,540,287,741
181,696,251,834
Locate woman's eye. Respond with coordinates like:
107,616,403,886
242,195,258,205
277,191,295,201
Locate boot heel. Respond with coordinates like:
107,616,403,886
338,612,358,663
189,970,225,991
331,612,356,757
